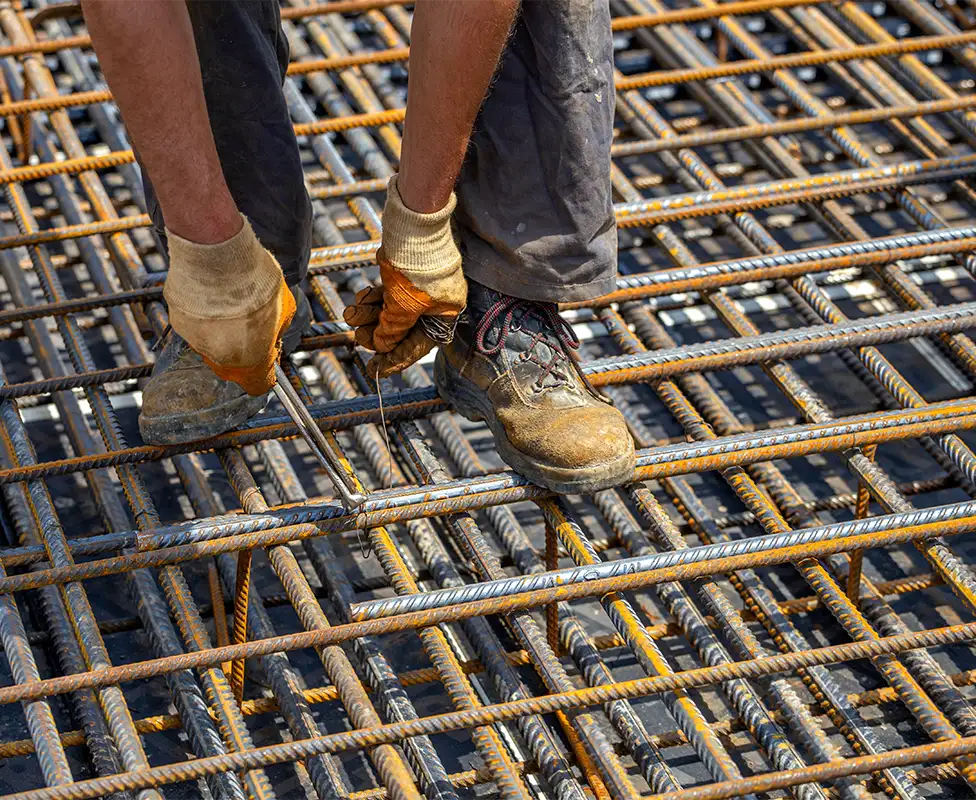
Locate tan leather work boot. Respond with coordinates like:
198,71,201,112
434,280,635,494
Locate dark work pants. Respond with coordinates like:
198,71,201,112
141,0,615,302
456,0,617,302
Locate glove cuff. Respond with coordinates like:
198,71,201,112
381,175,461,278
164,215,283,319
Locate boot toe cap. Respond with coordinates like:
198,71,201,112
531,406,634,469
501,403,635,473
140,369,222,418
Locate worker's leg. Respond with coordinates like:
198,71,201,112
453,0,617,303
139,0,313,445
140,0,311,286
436,0,634,494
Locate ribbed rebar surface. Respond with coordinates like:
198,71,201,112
3,1,976,799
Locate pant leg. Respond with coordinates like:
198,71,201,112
454,0,616,304
139,0,312,287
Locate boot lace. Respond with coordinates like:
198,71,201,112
474,296,580,387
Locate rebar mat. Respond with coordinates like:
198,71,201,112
3,1,976,798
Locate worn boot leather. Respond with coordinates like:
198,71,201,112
139,287,311,445
434,280,635,494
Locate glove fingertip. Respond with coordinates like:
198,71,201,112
345,305,381,328
366,356,385,380
355,325,377,349
354,286,376,304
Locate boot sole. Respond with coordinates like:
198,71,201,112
434,353,636,495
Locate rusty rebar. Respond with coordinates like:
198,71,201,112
2,2,976,799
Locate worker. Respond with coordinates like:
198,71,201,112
81,0,636,494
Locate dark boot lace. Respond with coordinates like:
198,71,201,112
474,295,581,388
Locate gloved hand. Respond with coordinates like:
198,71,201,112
343,175,467,378
163,215,295,396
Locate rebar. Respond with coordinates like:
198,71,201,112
2,3,976,800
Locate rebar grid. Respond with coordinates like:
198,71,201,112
0,1,975,799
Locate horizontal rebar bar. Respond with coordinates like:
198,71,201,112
3,622,976,800
3,3,976,799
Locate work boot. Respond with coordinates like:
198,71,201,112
434,280,636,494
139,286,312,445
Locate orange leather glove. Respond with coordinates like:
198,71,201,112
344,175,466,378
163,215,295,396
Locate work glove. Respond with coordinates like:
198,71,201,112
343,175,467,379
163,215,295,396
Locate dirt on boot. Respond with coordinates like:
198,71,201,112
434,281,635,494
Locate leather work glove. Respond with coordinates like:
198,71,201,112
163,215,295,396
343,175,467,379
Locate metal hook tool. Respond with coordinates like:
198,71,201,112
272,364,367,511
